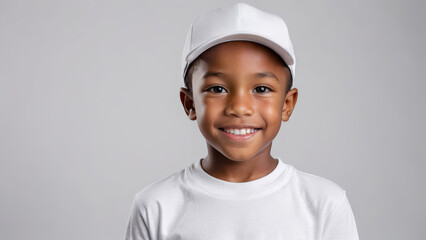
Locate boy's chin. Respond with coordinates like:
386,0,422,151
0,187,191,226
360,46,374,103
205,138,273,162
212,147,268,163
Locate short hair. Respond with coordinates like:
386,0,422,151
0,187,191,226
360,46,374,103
183,47,293,95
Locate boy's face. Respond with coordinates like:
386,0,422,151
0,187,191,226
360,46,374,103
180,41,298,162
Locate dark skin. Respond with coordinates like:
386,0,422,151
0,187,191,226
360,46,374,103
180,41,298,183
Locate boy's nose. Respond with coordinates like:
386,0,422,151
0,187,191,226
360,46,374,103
224,91,255,117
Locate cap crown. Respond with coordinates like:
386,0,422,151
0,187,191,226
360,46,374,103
182,2,296,80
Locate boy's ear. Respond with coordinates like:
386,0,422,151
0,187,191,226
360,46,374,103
282,88,298,122
180,87,197,120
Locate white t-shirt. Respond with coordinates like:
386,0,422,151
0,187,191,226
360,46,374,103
125,157,359,240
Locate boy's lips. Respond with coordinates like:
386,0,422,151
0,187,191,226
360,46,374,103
218,126,261,141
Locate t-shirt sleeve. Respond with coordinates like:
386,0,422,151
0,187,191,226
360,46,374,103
124,196,151,240
322,191,360,240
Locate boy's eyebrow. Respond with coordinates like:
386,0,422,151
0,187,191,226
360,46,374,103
255,72,279,81
203,71,224,78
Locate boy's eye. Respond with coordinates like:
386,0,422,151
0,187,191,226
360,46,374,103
253,86,272,93
206,86,227,93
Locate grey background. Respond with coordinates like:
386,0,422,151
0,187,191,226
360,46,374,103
1,0,425,239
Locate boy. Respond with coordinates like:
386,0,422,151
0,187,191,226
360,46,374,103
125,2,359,240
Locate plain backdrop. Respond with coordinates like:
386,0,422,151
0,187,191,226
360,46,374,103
1,0,425,239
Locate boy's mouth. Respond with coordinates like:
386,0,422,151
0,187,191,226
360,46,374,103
219,127,261,136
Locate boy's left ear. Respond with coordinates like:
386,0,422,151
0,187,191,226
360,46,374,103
282,88,298,122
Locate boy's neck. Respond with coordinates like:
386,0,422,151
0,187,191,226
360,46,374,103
201,144,278,183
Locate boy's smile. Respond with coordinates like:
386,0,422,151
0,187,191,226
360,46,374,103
180,41,298,181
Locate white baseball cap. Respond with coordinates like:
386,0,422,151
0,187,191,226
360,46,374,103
182,2,296,81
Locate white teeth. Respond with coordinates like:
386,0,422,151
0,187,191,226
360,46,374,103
223,128,258,135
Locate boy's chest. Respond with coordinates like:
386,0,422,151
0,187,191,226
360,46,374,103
148,194,322,240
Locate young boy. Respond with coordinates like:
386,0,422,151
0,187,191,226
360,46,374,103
125,2,359,240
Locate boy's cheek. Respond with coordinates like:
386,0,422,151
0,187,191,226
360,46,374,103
257,102,283,116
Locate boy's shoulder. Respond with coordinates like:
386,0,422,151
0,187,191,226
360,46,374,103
132,166,188,208
290,166,348,211
293,167,346,194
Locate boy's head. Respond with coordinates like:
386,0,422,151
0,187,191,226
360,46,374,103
179,3,298,161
